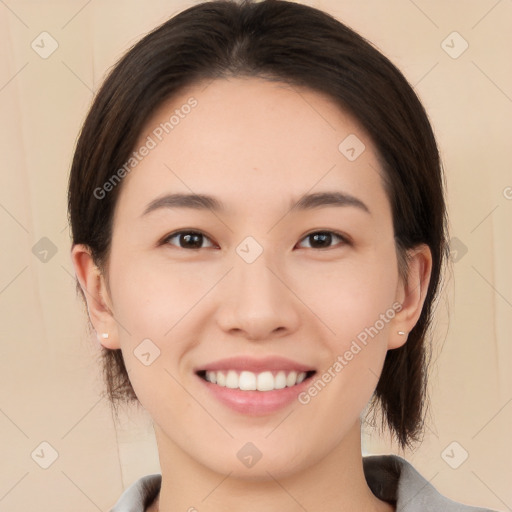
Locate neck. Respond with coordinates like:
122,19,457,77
149,420,394,512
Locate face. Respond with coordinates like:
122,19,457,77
83,77,425,479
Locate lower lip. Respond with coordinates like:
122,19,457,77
197,374,314,415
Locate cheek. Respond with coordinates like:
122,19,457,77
109,253,208,335
108,257,199,414
298,265,397,429
295,249,399,344
107,254,215,403
299,251,398,417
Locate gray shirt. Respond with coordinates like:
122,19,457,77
110,454,497,511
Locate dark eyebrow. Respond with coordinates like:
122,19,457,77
141,191,370,217
142,193,224,216
290,191,370,215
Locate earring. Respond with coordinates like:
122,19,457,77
397,331,407,335
101,333,109,339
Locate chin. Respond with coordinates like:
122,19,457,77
200,444,309,482
219,460,305,482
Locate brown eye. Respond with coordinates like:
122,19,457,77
297,231,349,249
163,231,215,249
161,230,349,251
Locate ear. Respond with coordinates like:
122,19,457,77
70,244,120,350
389,243,433,350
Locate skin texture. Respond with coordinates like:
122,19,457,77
72,77,432,512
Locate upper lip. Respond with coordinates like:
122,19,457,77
195,356,316,374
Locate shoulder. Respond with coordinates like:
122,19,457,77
363,454,497,512
110,474,161,512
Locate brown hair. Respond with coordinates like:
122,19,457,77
68,0,449,450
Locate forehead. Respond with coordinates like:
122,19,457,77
113,77,390,223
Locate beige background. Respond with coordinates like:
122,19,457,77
1,0,511,510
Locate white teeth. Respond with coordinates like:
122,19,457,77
296,372,307,384
205,371,217,384
239,371,257,390
216,371,226,387
274,371,287,389
203,370,309,391
256,371,274,391
226,370,239,389
286,371,297,387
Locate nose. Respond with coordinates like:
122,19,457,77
215,252,301,341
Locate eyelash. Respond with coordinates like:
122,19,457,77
161,230,351,251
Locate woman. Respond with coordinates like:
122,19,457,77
68,1,497,510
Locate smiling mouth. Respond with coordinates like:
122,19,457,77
196,369,316,392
